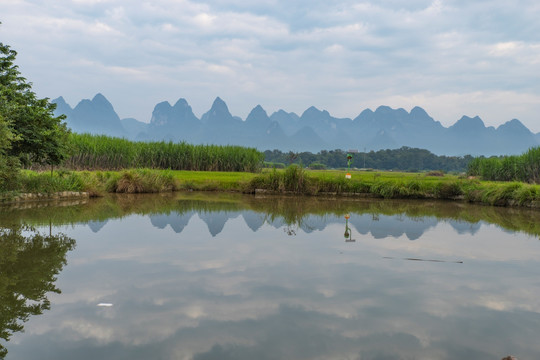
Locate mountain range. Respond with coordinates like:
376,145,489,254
52,94,540,156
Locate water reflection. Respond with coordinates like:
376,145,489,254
343,214,355,242
0,194,539,359
0,224,75,358
1,193,539,239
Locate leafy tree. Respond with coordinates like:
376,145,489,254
264,147,471,172
0,114,20,190
0,40,70,170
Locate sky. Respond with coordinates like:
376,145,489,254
1,0,540,132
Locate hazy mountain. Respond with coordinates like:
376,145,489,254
495,119,539,154
298,106,355,150
200,97,243,145
121,118,148,139
289,126,328,152
241,105,290,149
147,98,201,142
53,94,126,138
52,96,73,118
54,94,539,156
270,110,301,136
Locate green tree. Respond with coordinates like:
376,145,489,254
0,114,20,190
0,40,70,170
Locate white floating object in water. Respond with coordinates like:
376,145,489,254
97,303,113,307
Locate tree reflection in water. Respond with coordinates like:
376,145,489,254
0,224,75,358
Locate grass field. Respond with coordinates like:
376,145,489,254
2,167,540,209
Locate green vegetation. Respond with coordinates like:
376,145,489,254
1,168,257,200
0,40,70,191
245,166,540,207
264,147,473,172
64,133,264,172
2,166,539,209
467,146,540,184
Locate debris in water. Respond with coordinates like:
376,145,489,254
383,256,463,264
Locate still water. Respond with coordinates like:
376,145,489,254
1,193,540,359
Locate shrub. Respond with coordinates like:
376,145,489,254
434,181,463,199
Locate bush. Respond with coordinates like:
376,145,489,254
434,181,463,199
309,162,326,170
0,156,20,191
107,169,177,193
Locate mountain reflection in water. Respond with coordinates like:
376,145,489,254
0,193,539,360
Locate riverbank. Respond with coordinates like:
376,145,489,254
1,167,540,208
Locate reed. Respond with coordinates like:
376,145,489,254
64,133,264,172
467,146,540,183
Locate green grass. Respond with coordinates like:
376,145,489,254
3,167,540,209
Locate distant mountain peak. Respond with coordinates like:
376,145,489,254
302,106,323,117
53,96,67,104
209,97,230,114
410,106,428,116
54,94,539,156
212,96,227,108
246,105,269,123
173,98,190,108
201,97,237,127
497,118,532,135
92,93,109,104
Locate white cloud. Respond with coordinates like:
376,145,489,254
1,0,540,132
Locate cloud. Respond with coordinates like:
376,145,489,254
1,0,540,131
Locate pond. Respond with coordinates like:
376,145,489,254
1,193,540,359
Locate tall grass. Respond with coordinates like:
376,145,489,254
467,146,540,183
64,133,264,172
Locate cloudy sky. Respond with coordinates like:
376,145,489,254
2,0,540,131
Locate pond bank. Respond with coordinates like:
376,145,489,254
1,191,89,205
2,168,540,209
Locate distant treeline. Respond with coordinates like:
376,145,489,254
63,134,264,172
264,147,473,172
467,147,540,184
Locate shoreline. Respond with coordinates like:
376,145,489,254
1,168,539,210
2,188,540,210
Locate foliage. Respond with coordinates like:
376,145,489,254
64,133,264,172
246,167,540,207
0,41,70,168
467,147,540,184
0,224,75,357
0,115,20,191
106,169,177,193
308,162,326,170
264,147,472,172
18,170,86,194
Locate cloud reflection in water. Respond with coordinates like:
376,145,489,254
4,195,540,359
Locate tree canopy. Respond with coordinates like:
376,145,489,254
0,40,69,173
264,147,473,172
